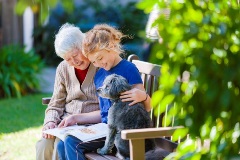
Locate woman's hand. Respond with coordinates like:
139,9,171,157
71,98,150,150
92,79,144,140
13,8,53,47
120,88,147,106
58,115,77,128
42,122,57,139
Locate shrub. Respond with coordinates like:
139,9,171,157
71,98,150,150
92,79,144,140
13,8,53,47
138,0,240,159
0,45,44,98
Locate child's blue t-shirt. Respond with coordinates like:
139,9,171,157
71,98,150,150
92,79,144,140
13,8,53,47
94,59,143,123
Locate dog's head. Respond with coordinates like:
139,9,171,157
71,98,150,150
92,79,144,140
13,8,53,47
97,74,132,100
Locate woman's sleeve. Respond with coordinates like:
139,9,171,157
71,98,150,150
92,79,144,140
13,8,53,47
43,62,67,126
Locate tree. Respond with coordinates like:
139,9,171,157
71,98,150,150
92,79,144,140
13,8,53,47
138,0,240,159
15,0,73,24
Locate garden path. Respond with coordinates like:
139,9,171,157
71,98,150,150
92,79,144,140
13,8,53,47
38,67,56,93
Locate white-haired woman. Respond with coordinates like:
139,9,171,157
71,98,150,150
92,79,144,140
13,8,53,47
36,23,103,160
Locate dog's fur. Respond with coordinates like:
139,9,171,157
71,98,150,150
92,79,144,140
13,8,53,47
96,74,170,160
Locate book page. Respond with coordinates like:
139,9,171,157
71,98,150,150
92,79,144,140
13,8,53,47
67,123,108,142
43,125,85,141
43,123,108,142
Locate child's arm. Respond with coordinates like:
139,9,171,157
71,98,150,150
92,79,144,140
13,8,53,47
120,84,151,112
58,110,101,128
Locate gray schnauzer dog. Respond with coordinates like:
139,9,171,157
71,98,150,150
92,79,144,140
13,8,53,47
96,74,170,160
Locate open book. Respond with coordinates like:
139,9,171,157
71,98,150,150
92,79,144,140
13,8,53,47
43,123,108,142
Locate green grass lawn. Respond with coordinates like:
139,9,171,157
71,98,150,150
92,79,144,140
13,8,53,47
0,93,51,160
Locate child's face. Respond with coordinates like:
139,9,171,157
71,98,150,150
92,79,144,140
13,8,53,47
63,49,90,70
88,49,118,71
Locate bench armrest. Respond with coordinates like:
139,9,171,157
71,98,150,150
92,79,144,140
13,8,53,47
121,126,183,160
42,97,51,105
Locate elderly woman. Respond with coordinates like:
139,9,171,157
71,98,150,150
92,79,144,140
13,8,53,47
36,23,102,160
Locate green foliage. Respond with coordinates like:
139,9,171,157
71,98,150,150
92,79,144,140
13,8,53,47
15,0,73,24
29,1,148,66
32,24,62,66
0,93,50,133
0,93,50,160
14,1,148,65
0,45,44,98
138,0,240,159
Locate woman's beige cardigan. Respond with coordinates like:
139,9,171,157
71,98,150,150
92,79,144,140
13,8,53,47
44,61,99,126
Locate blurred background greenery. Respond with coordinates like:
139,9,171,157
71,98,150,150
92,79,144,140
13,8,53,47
0,93,50,160
0,0,239,159
15,0,149,66
138,0,240,159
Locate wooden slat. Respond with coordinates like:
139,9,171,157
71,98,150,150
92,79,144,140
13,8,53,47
121,127,183,160
103,155,121,160
85,153,108,160
85,153,121,160
154,138,178,152
127,54,140,62
132,60,161,77
121,126,183,140
42,97,51,105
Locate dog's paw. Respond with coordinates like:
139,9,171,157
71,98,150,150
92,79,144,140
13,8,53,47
97,147,111,155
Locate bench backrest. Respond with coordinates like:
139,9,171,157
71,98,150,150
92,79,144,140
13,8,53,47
127,54,179,153
128,54,163,128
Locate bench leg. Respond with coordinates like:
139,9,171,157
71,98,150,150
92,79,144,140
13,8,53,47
129,139,145,160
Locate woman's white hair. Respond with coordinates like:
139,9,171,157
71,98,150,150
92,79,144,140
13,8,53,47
54,23,85,58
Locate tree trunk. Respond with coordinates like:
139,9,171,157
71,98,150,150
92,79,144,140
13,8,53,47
1,0,23,47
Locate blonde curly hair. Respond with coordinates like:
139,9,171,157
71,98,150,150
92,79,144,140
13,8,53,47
82,24,126,58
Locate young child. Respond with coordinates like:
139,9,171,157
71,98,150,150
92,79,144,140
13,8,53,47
58,24,151,160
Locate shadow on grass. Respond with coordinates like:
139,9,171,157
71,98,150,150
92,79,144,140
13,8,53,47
0,93,51,134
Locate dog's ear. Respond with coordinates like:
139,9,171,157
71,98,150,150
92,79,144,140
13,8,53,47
108,74,131,99
116,77,131,93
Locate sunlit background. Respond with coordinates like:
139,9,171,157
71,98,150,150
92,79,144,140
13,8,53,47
0,0,240,159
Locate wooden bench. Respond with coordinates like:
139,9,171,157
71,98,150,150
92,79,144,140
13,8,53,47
120,55,181,160
42,54,180,160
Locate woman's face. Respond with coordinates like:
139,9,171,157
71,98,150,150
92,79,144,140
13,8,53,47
63,49,90,70
87,49,119,71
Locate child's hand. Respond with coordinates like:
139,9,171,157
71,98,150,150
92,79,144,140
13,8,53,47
120,88,147,106
58,115,77,128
